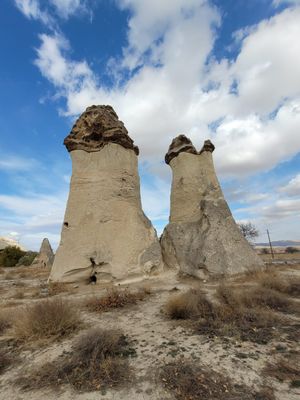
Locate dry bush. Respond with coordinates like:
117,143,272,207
16,328,132,392
13,298,81,342
86,288,147,312
263,357,300,385
0,348,12,375
0,312,11,335
165,289,213,320
217,284,297,313
48,282,74,296
165,288,281,344
13,288,25,300
0,268,4,274
160,360,275,400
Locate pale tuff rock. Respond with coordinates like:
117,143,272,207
32,238,54,268
49,106,162,283
161,136,264,279
0,237,26,251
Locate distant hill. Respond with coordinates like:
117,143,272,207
255,240,300,247
0,237,26,251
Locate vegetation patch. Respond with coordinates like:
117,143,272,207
263,357,300,386
0,348,12,375
86,288,148,312
13,298,81,342
165,288,282,344
0,246,26,268
0,312,12,335
16,328,133,392
160,360,275,400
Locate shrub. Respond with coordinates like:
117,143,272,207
16,328,132,392
0,246,26,268
0,349,12,375
0,313,11,335
86,288,147,312
16,251,38,267
160,360,275,400
13,298,81,342
263,358,300,384
285,246,299,254
165,289,213,320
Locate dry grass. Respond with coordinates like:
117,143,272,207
160,360,275,400
263,357,300,386
0,312,11,335
0,348,12,375
217,284,297,313
16,328,133,392
165,289,213,320
13,288,25,299
13,298,81,342
86,288,148,312
48,282,74,296
165,288,281,344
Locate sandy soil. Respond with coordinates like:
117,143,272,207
0,262,299,400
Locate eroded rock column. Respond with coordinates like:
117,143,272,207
49,105,162,283
161,135,264,278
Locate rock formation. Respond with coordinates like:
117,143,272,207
161,135,264,278
49,105,162,283
32,238,54,268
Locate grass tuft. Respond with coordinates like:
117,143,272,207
263,357,300,385
86,288,148,312
160,360,275,400
16,328,132,392
13,298,81,342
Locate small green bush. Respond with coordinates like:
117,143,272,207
285,247,299,254
17,251,38,267
0,246,26,268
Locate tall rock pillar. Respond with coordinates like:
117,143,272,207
49,105,162,283
161,135,264,278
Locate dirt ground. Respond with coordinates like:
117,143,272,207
0,259,299,400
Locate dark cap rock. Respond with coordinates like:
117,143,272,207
64,105,139,155
165,134,197,164
199,139,215,154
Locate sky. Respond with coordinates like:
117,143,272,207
0,0,300,250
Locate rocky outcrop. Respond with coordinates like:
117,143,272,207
49,105,162,283
32,238,54,268
64,105,139,155
0,237,26,251
161,136,264,279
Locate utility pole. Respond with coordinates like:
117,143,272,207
267,229,274,260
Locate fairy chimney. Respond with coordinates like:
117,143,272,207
49,105,162,283
160,135,264,278
32,238,54,268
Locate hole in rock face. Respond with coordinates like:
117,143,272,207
64,222,69,227
89,273,97,284
90,257,96,266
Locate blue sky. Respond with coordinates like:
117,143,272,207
0,0,300,250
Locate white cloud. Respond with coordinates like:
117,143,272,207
279,174,300,196
49,0,91,19
32,6,300,179
0,192,67,250
0,155,38,172
15,0,91,24
15,0,52,25
273,0,300,7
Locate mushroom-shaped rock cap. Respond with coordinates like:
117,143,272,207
199,139,215,154
165,134,197,164
64,105,139,155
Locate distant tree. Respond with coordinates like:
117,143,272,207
238,222,259,242
261,248,269,255
0,246,26,268
17,251,38,266
285,246,299,254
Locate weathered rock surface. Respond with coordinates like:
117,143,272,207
161,136,264,278
32,238,54,268
0,237,26,251
165,134,197,164
64,105,139,155
49,106,162,283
